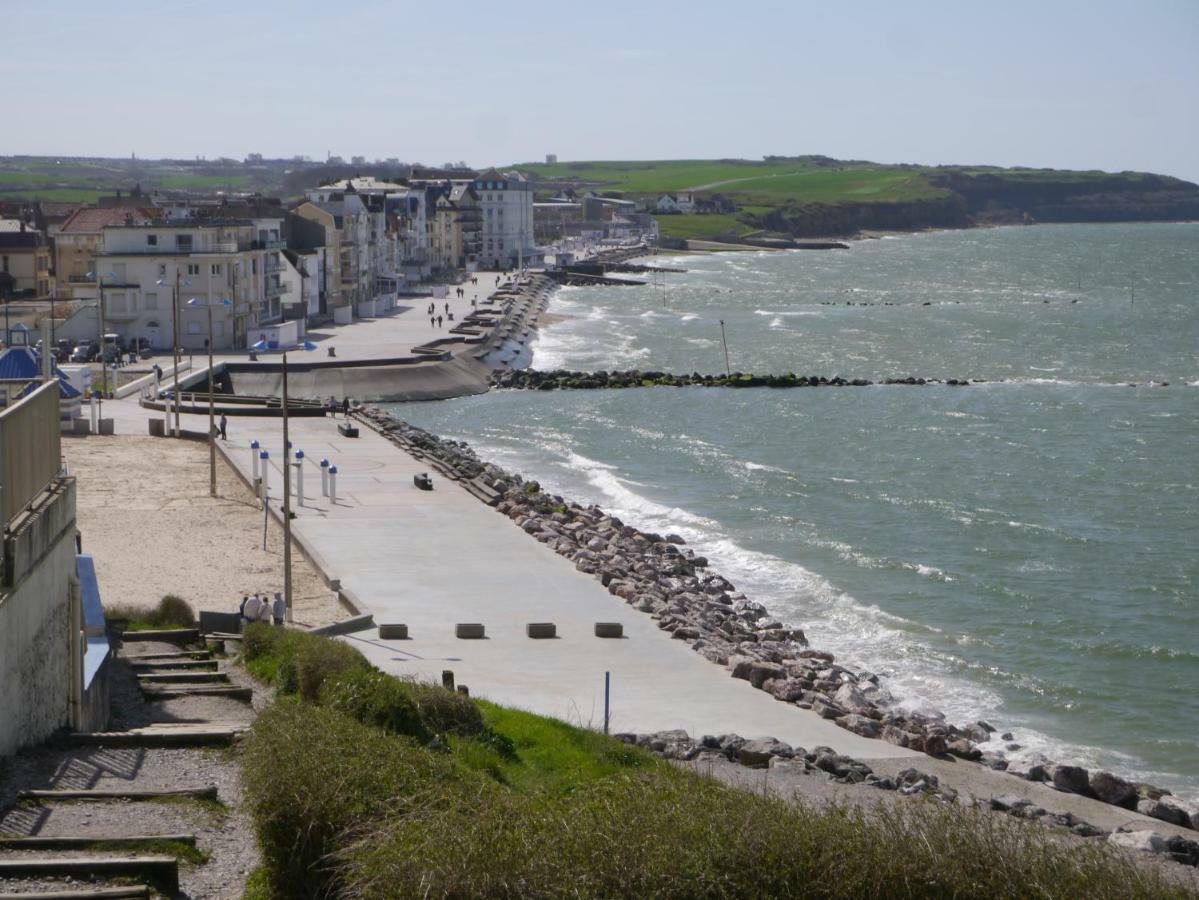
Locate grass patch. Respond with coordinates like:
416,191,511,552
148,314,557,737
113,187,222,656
106,594,195,630
656,212,756,240
242,622,371,701
240,630,1180,900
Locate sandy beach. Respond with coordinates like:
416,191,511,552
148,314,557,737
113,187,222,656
66,435,343,628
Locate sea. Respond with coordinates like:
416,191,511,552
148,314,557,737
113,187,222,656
388,222,1198,800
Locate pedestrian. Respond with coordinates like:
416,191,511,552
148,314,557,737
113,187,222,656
437,314,443,328
341,396,350,416
430,315,435,328
241,592,262,626
444,302,449,314
219,413,228,440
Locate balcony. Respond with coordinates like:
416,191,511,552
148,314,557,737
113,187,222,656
265,238,286,250
265,281,290,298
264,259,284,274
68,273,96,284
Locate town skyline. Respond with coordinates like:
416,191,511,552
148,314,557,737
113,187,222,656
4,0,1197,183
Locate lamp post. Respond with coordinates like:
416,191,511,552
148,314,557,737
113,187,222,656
187,296,232,496
158,274,190,436
85,270,117,420
252,337,317,622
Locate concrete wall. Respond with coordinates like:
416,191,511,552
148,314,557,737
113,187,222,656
0,381,61,526
0,479,78,757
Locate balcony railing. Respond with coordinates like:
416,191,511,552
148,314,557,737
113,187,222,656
264,238,286,250
264,260,284,274
68,274,96,283
265,282,290,298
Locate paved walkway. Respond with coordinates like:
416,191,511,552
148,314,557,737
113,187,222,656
213,411,916,759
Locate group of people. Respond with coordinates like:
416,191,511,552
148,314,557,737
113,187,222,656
240,592,284,626
325,396,351,417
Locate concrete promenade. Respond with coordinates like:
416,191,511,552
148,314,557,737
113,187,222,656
215,411,917,759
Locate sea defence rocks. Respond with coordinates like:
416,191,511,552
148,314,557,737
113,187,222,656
352,405,1197,831
491,369,979,391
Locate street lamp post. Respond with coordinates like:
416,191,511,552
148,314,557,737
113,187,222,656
158,273,191,436
252,337,317,622
85,270,117,421
187,296,231,496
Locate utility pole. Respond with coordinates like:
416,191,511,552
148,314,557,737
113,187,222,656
282,351,292,621
206,303,216,495
97,277,107,420
173,270,182,435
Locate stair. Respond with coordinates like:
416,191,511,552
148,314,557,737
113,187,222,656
17,786,217,803
118,628,199,644
127,659,217,672
0,834,196,851
0,886,150,900
139,685,252,702
67,723,246,748
122,650,212,662
0,856,177,892
136,671,229,684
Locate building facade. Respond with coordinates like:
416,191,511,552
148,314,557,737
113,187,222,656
472,169,535,269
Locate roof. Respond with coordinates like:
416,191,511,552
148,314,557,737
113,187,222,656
0,231,45,249
1,347,82,398
0,218,30,233
59,206,156,234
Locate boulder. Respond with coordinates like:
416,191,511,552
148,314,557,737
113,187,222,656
922,733,948,756
727,655,755,680
1166,835,1199,867
833,683,875,714
738,737,794,768
946,739,982,761
1108,830,1170,856
1050,764,1091,796
765,678,808,702
1137,798,1192,828
1006,754,1052,782
748,661,786,689
836,714,881,739
1089,771,1138,810
990,795,1033,813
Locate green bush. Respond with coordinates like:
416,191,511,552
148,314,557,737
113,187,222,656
401,679,486,738
242,625,370,702
242,699,462,900
106,594,195,630
320,669,429,742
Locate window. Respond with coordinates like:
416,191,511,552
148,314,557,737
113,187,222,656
1,256,7,273
147,235,158,246
187,264,200,276
108,292,126,313
145,291,158,310
252,259,257,275
157,263,166,277
175,234,193,251
187,322,201,335
211,264,222,275
213,321,225,337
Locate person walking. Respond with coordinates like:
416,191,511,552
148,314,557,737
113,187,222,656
341,396,350,416
437,314,443,328
430,315,436,328
219,413,228,440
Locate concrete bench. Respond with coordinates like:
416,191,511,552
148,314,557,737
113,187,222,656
414,473,433,491
338,422,359,438
455,623,485,639
594,622,623,639
526,622,557,639
378,623,409,640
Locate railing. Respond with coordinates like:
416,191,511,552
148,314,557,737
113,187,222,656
0,381,61,529
264,260,283,274
265,282,290,298
68,274,96,284
264,238,286,250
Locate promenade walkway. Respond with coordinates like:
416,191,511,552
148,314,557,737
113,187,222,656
217,411,918,759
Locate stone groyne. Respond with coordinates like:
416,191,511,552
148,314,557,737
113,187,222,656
352,405,1199,838
492,369,978,390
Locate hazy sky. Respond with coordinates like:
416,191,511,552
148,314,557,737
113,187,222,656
4,0,1197,181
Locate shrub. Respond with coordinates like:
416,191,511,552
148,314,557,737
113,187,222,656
242,699,462,900
106,594,195,630
154,594,195,627
242,625,370,702
401,679,485,738
320,669,429,742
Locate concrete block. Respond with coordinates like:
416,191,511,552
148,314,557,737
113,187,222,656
378,623,409,640
199,610,242,635
307,613,374,636
526,622,557,639
595,622,623,638
455,623,485,639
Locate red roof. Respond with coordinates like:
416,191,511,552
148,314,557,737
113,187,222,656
58,206,157,233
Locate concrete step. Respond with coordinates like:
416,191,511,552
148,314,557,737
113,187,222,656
0,856,177,893
118,628,199,644
0,886,150,900
66,724,246,748
121,650,212,662
126,659,218,671
17,786,217,803
136,671,229,684
0,834,196,852
140,685,251,702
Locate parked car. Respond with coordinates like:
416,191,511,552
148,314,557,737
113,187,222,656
55,339,73,362
70,342,98,362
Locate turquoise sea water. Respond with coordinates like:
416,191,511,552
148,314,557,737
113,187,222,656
391,223,1198,798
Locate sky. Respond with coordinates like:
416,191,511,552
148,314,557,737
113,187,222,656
4,0,1197,181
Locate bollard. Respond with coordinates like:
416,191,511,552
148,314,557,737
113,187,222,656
442,670,455,691
259,450,270,502
162,392,170,435
319,458,330,497
89,392,99,432
251,440,261,481
294,449,305,506
328,465,337,504
457,685,470,698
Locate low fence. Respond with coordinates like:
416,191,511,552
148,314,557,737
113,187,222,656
0,381,61,527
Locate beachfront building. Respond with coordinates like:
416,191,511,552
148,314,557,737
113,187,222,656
0,220,52,298
428,183,481,272
280,247,325,320
472,168,535,269
74,216,286,351
54,206,156,299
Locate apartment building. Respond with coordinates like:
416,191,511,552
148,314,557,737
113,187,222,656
88,216,286,351
54,206,156,299
428,183,481,271
471,169,535,269
0,220,52,298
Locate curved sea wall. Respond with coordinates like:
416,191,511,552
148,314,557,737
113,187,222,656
353,405,1199,839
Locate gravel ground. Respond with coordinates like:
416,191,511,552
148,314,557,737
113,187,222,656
0,640,271,898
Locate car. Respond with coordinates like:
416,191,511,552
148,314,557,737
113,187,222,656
69,343,97,362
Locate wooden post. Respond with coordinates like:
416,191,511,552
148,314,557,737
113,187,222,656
441,670,455,691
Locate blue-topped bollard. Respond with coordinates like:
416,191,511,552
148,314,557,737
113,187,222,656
259,450,269,502
294,449,305,506
251,440,261,480
328,465,338,505
320,458,330,497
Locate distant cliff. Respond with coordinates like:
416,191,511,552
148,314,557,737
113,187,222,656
733,170,1199,239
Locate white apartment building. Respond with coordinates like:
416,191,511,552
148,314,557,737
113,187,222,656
91,218,286,351
472,169,535,269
